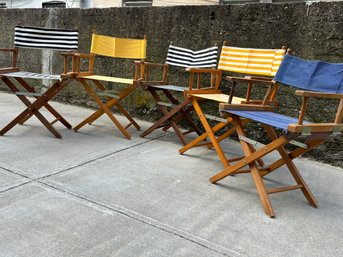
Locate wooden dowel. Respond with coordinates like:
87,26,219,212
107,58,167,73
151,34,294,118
298,97,309,125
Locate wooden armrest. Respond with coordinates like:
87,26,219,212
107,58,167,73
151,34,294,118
141,62,168,68
73,53,94,58
295,90,343,100
244,75,273,81
226,76,275,86
186,68,218,74
0,48,17,52
219,103,272,112
184,89,221,95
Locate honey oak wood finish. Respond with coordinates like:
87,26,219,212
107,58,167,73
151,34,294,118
73,33,147,139
180,42,289,168
211,87,343,217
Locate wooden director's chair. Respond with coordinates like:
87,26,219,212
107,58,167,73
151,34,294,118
73,32,147,139
140,44,219,145
213,54,343,217
0,26,78,138
179,43,289,168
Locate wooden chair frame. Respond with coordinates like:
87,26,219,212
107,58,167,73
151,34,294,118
213,90,343,217
72,34,146,139
0,46,77,138
179,43,289,168
140,44,219,145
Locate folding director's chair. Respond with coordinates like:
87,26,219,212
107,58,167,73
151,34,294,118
140,44,219,145
213,54,343,217
179,43,288,168
72,32,147,139
0,26,78,138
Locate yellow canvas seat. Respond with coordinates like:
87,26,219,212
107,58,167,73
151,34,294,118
73,33,147,139
180,42,288,168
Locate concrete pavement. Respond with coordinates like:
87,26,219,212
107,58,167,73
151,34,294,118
0,92,342,257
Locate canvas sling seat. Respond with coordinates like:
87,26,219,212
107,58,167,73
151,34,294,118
180,43,288,168
0,26,78,138
139,44,219,145
213,54,343,217
72,33,147,139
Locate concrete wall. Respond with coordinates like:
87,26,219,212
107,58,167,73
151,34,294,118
0,2,342,166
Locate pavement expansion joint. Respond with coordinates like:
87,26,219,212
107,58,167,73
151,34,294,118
0,133,171,194
39,180,244,257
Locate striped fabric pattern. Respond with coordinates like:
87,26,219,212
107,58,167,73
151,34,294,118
218,46,286,76
165,45,218,68
14,26,78,51
4,71,61,80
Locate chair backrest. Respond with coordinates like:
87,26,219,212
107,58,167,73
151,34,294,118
165,45,218,68
218,45,287,77
90,33,147,59
274,55,343,94
14,26,78,51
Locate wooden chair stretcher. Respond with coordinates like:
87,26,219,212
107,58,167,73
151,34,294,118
140,45,219,145
212,54,343,217
72,33,147,139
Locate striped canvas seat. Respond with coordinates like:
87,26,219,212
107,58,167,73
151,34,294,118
218,46,286,76
165,45,218,68
4,71,61,80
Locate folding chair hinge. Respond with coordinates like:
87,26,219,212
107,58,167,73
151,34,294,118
238,135,265,149
97,91,120,99
300,127,312,137
289,140,308,149
330,126,342,137
157,101,175,108
15,91,42,97
204,114,228,123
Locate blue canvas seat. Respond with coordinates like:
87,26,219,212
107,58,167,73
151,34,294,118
212,54,343,217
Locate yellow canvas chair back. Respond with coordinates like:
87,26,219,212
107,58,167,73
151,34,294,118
218,45,286,77
91,33,147,59
73,32,147,140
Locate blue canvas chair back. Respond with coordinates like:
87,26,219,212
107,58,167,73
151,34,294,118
274,55,343,94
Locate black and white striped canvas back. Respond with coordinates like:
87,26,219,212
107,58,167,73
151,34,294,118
14,26,78,51
165,45,218,68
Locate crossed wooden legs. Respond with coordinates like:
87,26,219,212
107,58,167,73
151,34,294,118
0,76,72,138
140,88,201,145
210,115,319,217
74,78,140,139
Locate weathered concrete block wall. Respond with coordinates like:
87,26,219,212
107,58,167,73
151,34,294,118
0,2,342,166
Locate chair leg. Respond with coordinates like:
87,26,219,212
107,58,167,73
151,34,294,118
114,102,140,130
93,80,140,130
140,89,190,145
15,77,72,129
163,90,202,135
0,77,68,138
232,116,275,217
79,80,131,139
264,126,317,207
190,98,229,168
